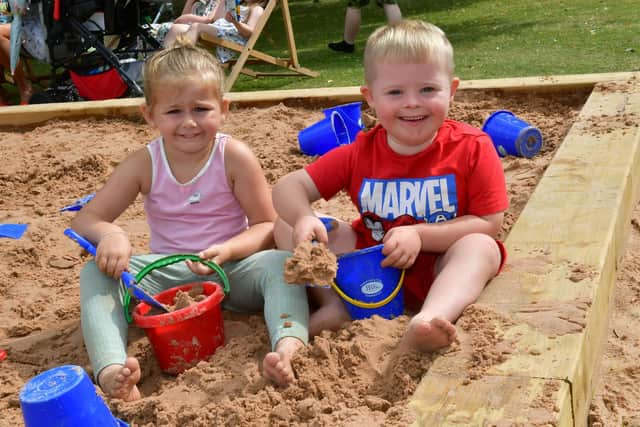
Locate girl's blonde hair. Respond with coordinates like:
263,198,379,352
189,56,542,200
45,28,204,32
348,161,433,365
363,20,454,84
143,34,226,105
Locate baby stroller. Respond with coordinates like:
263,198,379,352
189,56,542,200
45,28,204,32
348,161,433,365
16,0,162,102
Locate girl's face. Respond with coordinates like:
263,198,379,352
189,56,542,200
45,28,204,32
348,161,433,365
142,80,228,155
361,60,459,154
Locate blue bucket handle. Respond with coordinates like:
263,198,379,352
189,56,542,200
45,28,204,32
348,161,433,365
331,269,405,309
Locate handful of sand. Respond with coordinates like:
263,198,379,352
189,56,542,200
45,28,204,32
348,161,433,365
284,241,338,287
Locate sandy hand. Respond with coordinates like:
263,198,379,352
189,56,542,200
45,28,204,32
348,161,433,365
284,240,337,287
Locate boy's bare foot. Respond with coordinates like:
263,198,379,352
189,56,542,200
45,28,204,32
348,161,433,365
263,337,304,386
97,357,142,401
399,315,457,353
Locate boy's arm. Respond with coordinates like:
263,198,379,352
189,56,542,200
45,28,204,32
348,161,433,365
413,212,504,253
381,212,503,268
272,169,320,225
272,169,329,244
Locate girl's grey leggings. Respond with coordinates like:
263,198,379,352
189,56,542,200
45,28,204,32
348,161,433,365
79,249,309,380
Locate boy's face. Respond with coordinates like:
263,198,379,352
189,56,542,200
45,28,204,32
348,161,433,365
361,60,459,152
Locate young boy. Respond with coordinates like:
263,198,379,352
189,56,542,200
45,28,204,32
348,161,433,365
273,20,508,353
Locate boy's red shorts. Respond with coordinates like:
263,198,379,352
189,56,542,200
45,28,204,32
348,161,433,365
400,240,507,313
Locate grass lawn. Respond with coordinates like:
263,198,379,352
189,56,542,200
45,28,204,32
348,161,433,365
230,0,640,91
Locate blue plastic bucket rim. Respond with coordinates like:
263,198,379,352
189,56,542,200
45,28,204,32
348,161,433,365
332,270,404,309
330,111,349,146
337,243,384,261
298,112,347,156
481,109,516,132
322,101,363,118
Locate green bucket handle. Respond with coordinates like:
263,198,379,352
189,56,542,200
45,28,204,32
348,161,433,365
123,254,230,323
330,269,405,309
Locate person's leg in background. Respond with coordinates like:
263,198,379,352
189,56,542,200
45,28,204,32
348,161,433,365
328,0,402,54
328,1,362,53
383,1,402,25
0,23,33,105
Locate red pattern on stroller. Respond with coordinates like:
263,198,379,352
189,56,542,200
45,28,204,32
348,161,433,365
21,0,161,102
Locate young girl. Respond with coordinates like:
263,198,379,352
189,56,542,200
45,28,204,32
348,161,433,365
155,0,267,63
71,36,308,402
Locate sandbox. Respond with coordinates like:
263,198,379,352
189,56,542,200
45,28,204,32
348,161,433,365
0,72,638,426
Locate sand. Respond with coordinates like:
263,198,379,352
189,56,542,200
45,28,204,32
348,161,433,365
0,88,634,426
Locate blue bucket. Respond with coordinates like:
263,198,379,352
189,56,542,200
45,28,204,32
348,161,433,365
482,110,543,158
298,111,351,156
322,101,365,142
332,244,405,320
19,365,129,427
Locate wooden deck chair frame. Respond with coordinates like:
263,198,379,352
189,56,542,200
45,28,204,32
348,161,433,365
199,0,318,92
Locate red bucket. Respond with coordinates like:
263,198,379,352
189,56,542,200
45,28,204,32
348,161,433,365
132,282,225,374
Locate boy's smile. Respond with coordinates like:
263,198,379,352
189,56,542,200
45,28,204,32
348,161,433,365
361,60,459,154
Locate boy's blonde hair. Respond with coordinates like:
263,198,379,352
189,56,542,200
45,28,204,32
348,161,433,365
363,20,454,84
143,34,226,105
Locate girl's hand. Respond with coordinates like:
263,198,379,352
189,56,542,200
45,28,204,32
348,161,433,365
96,232,132,279
292,215,327,246
381,225,422,269
224,11,237,23
186,244,232,275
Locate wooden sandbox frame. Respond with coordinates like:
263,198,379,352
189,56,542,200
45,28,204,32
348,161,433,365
1,71,638,426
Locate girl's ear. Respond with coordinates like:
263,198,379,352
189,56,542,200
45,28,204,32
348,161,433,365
140,104,156,128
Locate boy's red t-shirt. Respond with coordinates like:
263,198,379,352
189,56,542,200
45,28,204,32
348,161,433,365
305,120,509,307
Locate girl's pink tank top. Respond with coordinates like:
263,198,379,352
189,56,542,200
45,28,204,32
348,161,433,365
144,134,248,254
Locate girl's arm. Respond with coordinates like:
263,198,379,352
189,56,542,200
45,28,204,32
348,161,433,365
181,0,197,15
174,13,211,24
173,0,212,24
195,138,275,267
70,148,150,277
205,0,227,23
227,5,264,39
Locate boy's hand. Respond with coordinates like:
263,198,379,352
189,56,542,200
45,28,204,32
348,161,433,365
187,244,231,275
381,226,421,269
96,232,132,279
293,215,328,246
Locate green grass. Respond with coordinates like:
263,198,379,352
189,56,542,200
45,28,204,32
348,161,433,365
230,0,640,91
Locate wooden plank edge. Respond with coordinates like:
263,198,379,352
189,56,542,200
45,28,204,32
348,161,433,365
407,80,640,426
0,72,636,127
410,374,574,426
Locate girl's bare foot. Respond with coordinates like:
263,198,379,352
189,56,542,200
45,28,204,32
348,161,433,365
97,357,142,401
263,337,303,386
399,315,457,353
